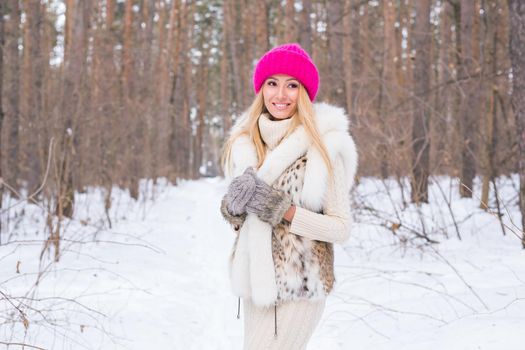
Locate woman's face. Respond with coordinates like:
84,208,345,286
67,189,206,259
262,74,300,120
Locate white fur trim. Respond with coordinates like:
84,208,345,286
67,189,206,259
247,215,278,305
230,222,251,298
228,135,258,178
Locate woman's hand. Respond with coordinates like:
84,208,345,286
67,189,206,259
224,167,257,216
223,167,293,227
245,173,292,227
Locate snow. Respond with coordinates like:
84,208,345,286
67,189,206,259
1,176,524,350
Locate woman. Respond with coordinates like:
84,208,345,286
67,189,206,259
220,43,358,350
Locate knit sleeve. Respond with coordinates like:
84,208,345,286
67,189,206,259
289,155,352,244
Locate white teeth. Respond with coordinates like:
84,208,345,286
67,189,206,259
274,103,289,110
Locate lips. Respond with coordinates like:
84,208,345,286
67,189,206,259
273,103,290,111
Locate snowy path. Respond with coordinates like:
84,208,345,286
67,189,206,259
2,177,525,349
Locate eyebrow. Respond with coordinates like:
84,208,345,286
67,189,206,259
268,76,299,82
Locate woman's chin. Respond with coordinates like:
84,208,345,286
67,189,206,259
269,109,293,120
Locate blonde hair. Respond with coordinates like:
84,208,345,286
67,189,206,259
221,85,333,176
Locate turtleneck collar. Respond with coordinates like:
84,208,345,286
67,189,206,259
258,113,294,150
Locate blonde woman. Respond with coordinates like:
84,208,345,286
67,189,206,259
220,43,358,350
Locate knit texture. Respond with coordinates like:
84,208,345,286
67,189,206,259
253,43,320,101
225,168,257,215
258,113,293,150
245,178,292,227
289,155,351,244
243,298,325,350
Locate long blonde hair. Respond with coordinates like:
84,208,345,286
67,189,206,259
221,85,333,176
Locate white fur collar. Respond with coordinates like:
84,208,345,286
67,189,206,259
227,102,358,212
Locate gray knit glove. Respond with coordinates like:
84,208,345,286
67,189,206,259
245,173,292,227
223,167,257,216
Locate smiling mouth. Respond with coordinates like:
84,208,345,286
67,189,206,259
273,103,290,110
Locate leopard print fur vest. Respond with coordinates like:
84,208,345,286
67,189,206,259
224,154,334,303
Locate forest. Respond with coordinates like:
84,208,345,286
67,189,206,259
0,0,524,349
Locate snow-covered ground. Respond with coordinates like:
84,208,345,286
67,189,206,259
1,176,524,350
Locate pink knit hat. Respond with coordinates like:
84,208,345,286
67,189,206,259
253,43,319,101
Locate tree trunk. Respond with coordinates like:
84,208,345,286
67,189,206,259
0,1,6,225
194,48,208,178
411,0,431,203
220,3,231,133
326,0,345,106
21,1,43,194
139,0,156,180
433,0,452,172
284,0,297,43
480,1,500,209
4,0,20,191
122,0,139,199
342,0,353,120
299,0,312,54
376,1,397,179
167,0,182,180
225,0,243,114
54,0,90,259
508,0,525,248
254,1,269,58
458,0,478,198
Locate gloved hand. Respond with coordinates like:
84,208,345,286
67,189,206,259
220,195,246,233
245,172,292,227
223,167,257,216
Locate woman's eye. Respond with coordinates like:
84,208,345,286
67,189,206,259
267,81,277,86
288,83,298,88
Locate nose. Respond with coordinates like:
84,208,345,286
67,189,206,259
276,84,286,100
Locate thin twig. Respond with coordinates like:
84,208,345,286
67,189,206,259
0,138,54,215
432,176,462,240
429,245,489,310
0,341,48,350
460,182,523,241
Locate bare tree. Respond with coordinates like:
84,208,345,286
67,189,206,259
284,0,297,43
55,0,91,231
0,1,5,220
299,0,313,54
326,0,345,107
20,1,44,193
342,0,354,120
433,0,453,172
480,0,501,209
0,0,519,220
410,0,431,203
458,0,479,198
508,0,525,248
4,0,21,190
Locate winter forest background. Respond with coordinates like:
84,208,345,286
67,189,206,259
1,0,525,349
